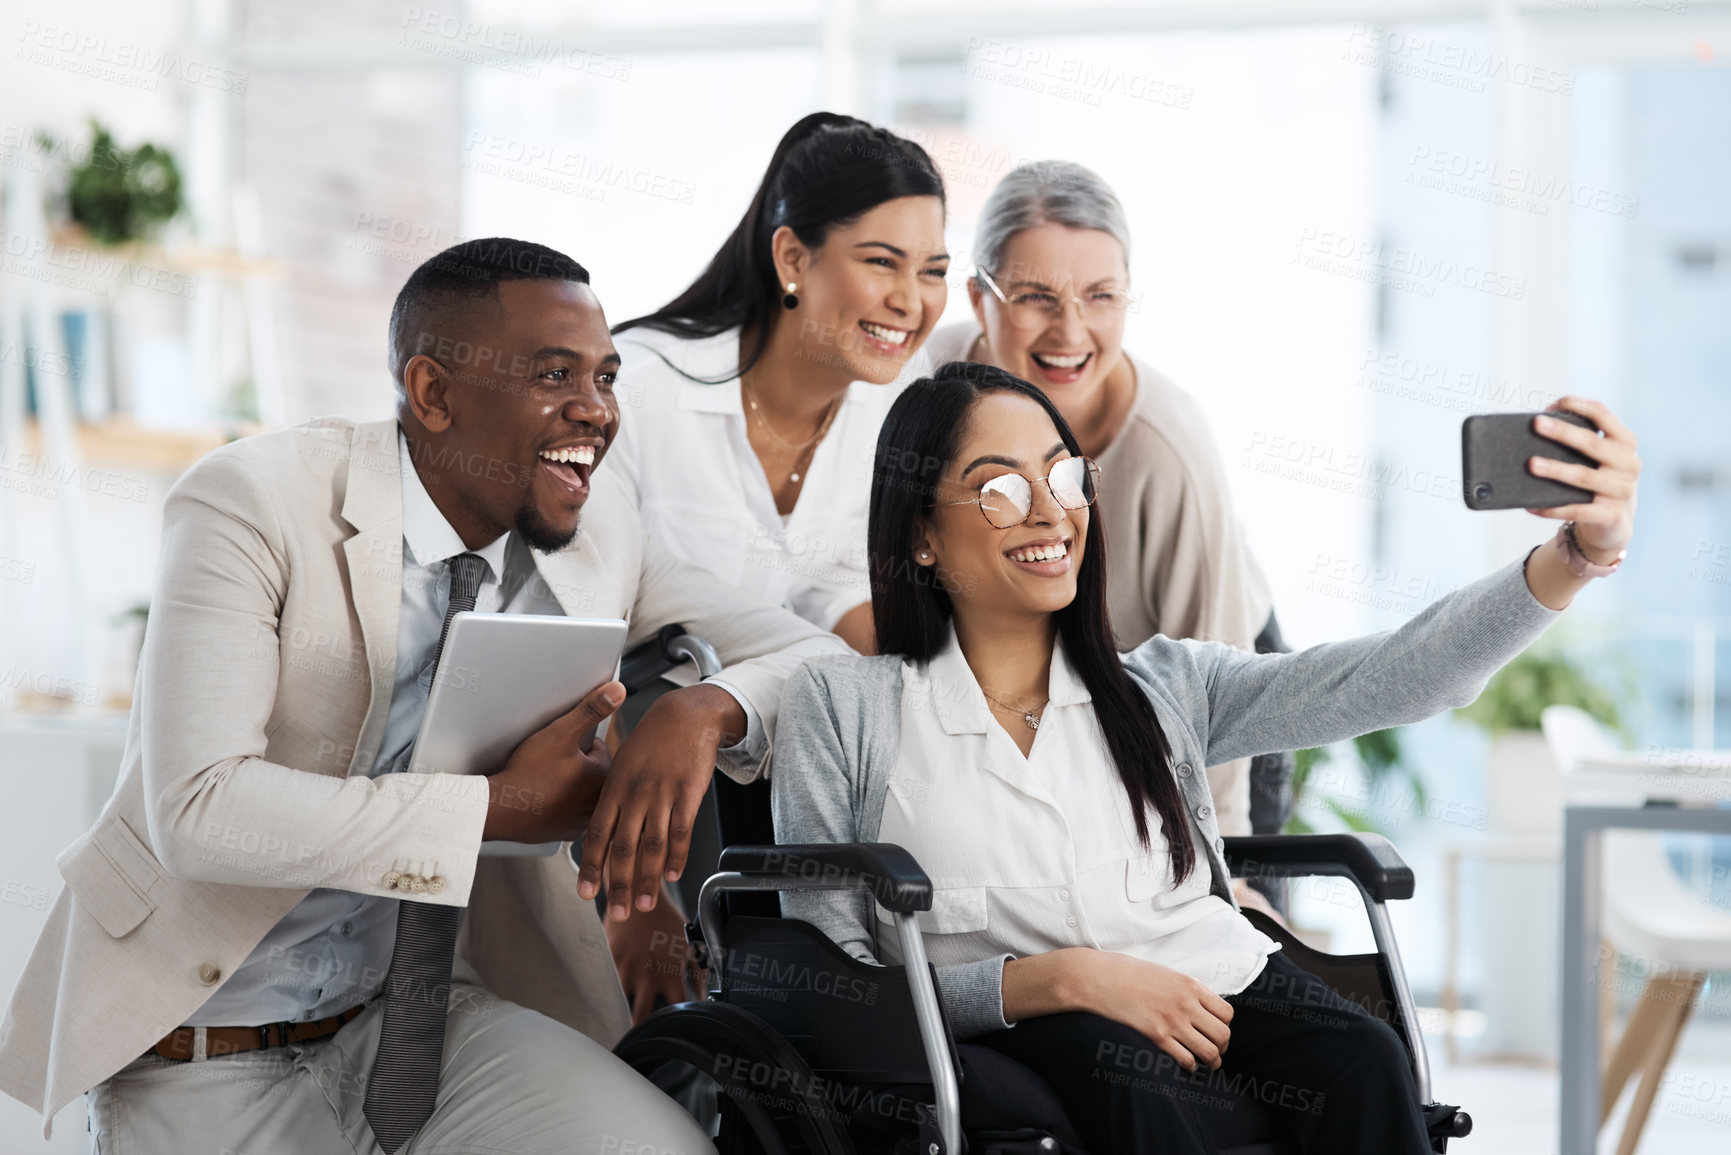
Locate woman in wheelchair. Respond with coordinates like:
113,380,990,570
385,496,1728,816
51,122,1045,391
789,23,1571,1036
768,361,1640,1154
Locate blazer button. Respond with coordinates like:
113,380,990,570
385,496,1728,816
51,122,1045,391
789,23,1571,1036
427,876,447,895
382,869,402,890
197,963,222,986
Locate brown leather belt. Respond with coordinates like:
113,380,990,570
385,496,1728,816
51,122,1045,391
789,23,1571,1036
147,1004,367,1062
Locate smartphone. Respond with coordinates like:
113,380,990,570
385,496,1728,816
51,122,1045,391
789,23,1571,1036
1461,411,1598,511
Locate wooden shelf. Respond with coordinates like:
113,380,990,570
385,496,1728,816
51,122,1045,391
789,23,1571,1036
16,417,264,473
46,224,280,279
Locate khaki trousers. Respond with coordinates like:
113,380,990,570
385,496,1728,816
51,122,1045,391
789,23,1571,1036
85,963,713,1155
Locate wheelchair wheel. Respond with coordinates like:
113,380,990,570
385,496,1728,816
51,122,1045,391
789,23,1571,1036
616,1001,855,1155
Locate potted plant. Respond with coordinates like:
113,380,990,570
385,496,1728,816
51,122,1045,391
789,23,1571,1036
1455,643,1624,837
1452,641,1625,1060
1287,728,1424,837
36,119,183,247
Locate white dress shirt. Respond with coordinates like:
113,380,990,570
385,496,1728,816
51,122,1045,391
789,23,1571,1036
609,325,929,632
872,624,1280,996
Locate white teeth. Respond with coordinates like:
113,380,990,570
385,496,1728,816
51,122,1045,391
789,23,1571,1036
1032,352,1089,369
860,322,909,346
1009,542,1068,563
540,445,595,465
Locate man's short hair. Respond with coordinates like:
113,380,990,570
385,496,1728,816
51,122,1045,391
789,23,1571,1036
388,237,591,393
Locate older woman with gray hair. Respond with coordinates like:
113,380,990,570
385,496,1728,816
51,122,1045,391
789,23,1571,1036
924,160,1288,850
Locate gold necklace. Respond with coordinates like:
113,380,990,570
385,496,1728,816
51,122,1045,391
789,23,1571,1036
980,686,1048,730
741,374,842,484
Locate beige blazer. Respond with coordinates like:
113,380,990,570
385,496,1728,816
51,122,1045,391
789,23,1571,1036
0,415,844,1134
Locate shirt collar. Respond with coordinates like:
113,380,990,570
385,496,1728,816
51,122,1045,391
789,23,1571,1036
1047,631,1093,707
912,620,1092,735
664,329,745,415
398,426,512,583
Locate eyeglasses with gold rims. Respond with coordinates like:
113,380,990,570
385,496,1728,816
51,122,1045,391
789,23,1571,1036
974,267,1135,329
938,456,1102,529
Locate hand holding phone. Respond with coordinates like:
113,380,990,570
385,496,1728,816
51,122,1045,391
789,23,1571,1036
1461,397,1640,567
1462,410,1598,510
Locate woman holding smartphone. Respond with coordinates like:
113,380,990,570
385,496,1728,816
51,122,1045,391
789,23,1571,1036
609,112,950,656
771,361,1638,1152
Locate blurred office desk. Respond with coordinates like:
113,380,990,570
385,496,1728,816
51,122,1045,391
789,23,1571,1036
0,711,128,1153
1559,756,1731,1155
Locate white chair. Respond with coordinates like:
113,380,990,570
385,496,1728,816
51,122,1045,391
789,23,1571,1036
1541,705,1731,1155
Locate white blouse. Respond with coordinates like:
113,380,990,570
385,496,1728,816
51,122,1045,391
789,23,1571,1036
608,325,929,632
872,624,1279,996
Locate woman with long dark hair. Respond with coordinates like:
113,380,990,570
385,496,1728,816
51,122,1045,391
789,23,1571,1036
610,112,950,656
601,112,949,1021
771,361,1640,1152
926,160,1277,850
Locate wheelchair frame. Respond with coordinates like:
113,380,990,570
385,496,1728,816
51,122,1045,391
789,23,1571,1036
615,626,1471,1154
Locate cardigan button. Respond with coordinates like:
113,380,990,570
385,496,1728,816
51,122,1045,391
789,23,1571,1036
1196,805,1212,819
1176,763,1193,778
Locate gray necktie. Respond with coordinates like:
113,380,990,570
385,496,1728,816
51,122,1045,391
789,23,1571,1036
364,551,489,1153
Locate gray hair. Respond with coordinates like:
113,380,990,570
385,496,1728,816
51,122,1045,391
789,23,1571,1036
973,160,1132,285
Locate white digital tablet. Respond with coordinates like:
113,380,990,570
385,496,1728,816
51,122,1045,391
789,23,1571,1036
410,612,629,857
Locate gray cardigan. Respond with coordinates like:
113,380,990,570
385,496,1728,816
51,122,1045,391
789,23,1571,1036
769,557,1563,1039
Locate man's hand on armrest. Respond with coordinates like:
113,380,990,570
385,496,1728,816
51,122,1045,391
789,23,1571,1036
578,682,744,922
482,681,624,843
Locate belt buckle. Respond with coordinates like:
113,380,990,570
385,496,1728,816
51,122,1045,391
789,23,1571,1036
190,1026,209,1063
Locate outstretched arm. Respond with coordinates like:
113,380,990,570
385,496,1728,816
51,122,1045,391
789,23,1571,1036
1136,396,1639,768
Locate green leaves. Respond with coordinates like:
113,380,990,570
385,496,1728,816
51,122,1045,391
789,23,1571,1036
39,120,183,246
1455,644,1623,735
1287,729,1424,837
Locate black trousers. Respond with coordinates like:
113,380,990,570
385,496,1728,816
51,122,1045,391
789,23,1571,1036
971,952,1431,1155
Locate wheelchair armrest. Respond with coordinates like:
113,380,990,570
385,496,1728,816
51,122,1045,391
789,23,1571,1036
619,623,722,694
1223,833,1415,903
701,847,961,1153
717,843,933,913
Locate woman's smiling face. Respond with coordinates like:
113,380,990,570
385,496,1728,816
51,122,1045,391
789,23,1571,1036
778,195,950,385
915,390,1090,621
971,221,1131,409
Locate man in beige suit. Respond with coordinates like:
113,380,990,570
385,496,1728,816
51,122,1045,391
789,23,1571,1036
0,238,845,1152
